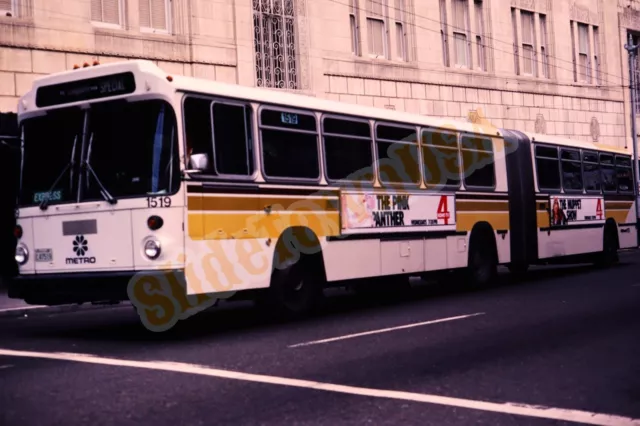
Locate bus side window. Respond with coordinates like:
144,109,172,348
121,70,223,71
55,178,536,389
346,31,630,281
582,151,601,193
460,135,495,190
534,145,560,191
211,102,254,176
600,153,617,193
259,107,319,180
615,155,633,193
183,97,215,173
322,116,373,183
421,129,460,189
375,123,420,185
560,149,583,192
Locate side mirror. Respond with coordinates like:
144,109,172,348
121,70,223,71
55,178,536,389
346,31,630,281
189,153,209,170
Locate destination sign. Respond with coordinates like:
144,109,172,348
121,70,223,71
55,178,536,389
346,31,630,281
35,72,136,107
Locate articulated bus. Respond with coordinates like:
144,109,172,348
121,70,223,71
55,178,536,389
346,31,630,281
8,60,638,323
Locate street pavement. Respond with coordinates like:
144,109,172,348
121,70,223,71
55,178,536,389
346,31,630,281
0,252,639,426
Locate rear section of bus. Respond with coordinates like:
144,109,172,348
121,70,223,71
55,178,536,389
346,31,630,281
8,60,186,306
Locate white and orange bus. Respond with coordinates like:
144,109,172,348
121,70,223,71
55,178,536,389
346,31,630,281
8,60,638,325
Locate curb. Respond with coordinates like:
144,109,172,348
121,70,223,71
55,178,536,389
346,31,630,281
0,301,132,319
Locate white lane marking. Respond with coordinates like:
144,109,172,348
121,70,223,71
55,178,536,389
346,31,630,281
0,305,46,313
0,364,13,369
632,284,640,287
288,312,485,348
0,348,637,426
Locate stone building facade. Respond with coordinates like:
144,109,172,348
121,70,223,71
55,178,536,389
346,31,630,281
0,0,637,148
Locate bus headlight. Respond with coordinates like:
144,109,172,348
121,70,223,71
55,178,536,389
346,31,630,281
144,239,161,260
15,244,29,265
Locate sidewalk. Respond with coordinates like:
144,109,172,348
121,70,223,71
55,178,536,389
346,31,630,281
0,277,130,319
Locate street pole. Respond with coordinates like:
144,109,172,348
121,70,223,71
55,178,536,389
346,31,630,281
625,34,640,246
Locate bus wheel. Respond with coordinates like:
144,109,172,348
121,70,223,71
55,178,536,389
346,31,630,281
466,239,497,289
258,256,325,319
596,226,619,268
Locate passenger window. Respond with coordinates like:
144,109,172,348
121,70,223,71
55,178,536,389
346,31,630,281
561,149,583,191
211,103,254,176
183,97,254,177
534,145,560,190
460,135,495,189
260,108,319,180
616,155,633,193
582,151,601,193
375,123,420,185
421,130,460,188
184,97,214,173
600,154,617,192
322,116,373,183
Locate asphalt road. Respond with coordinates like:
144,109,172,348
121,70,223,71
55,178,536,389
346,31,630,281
1,252,640,426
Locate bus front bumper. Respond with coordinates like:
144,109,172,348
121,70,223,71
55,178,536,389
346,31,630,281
8,271,141,306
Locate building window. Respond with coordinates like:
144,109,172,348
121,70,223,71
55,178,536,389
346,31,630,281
253,0,299,90
366,0,387,57
511,8,519,75
440,0,449,67
474,0,486,71
394,0,407,61
1,0,15,16
140,0,171,33
540,14,550,78
521,11,536,76
593,26,601,85
452,0,470,68
349,0,360,56
91,0,123,27
577,23,591,83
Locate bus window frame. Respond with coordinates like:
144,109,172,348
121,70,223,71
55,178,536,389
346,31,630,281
257,104,322,184
459,132,496,192
615,154,634,195
533,143,562,193
373,121,421,187
181,93,258,183
209,99,255,180
420,127,462,191
320,113,376,187
599,152,618,194
560,148,584,194
581,149,602,195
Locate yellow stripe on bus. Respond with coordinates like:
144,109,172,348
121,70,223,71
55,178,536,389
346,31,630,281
456,212,510,232
187,196,339,212
188,212,341,240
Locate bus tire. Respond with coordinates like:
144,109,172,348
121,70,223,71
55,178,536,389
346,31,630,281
258,254,325,319
466,230,498,289
595,224,619,268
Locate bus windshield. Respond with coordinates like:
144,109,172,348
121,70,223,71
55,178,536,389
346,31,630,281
19,99,179,207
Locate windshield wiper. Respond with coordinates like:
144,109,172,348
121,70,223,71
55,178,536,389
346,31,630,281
82,133,117,205
39,135,78,211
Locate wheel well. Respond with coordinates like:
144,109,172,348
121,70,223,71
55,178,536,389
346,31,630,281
272,226,326,279
468,221,498,262
604,218,620,249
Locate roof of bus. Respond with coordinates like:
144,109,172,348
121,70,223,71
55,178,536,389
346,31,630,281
23,60,634,157
521,131,631,155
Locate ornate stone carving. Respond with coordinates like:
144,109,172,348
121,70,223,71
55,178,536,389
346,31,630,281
591,117,601,142
570,2,591,23
535,114,547,134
